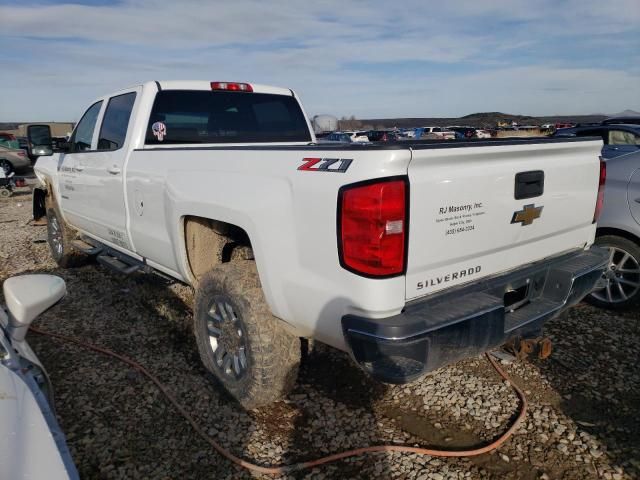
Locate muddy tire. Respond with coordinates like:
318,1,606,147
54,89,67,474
46,203,85,268
587,235,640,311
194,261,300,409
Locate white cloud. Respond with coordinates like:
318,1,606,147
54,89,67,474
0,0,638,120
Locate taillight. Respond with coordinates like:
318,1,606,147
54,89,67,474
593,157,606,223
338,178,408,277
17,150,26,157
210,82,253,92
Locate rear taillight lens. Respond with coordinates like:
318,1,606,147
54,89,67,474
17,150,26,157
210,82,253,92
339,178,408,277
594,157,606,223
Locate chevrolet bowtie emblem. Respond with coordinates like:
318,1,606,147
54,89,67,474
511,204,543,226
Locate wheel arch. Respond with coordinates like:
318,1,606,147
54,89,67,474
182,215,254,284
596,226,640,246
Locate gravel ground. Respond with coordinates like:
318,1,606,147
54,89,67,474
1,187,638,480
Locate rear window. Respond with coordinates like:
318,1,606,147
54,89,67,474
98,92,136,151
146,90,311,144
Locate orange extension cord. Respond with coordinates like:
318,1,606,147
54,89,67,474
30,326,527,475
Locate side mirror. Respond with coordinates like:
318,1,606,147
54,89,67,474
53,139,71,152
26,124,53,158
3,275,66,342
55,141,71,152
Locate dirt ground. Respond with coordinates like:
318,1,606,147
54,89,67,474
1,187,638,480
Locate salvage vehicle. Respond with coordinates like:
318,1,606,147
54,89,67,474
29,81,608,409
0,132,21,149
0,169,26,198
0,144,30,174
588,149,640,310
421,126,455,140
0,274,78,480
552,124,640,160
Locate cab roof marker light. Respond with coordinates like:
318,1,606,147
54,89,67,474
210,82,253,92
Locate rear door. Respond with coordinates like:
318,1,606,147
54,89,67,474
405,140,603,300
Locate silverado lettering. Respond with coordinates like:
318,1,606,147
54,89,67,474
416,266,482,290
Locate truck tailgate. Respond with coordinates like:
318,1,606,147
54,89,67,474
406,139,602,300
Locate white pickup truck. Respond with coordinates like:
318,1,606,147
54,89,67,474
29,80,608,409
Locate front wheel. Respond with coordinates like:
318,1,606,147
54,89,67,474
194,261,300,410
46,207,85,268
587,235,640,310
0,159,14,175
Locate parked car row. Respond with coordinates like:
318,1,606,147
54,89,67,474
318,126,494,144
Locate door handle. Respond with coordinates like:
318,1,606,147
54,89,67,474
635,198,640,204
107,165,121,175
75,164,84,172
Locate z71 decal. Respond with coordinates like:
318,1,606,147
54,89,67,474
298,157,352,173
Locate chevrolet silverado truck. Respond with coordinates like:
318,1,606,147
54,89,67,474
28,81,608,409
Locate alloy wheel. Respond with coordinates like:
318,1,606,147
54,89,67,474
591,246,640,305
206,297,248,380
48,215,64,258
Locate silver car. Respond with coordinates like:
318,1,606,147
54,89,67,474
0,145,31,174
589,149,640,309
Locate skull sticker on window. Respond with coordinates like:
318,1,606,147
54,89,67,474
152,121,166,141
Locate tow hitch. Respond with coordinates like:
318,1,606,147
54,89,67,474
507,337,553,360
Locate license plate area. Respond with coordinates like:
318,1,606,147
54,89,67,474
504,281,530,312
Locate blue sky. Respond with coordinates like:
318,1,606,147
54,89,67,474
0,0,638,122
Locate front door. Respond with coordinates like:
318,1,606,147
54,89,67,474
57,100,103,233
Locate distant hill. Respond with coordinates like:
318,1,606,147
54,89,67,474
358,112,610,129
608,109,640,117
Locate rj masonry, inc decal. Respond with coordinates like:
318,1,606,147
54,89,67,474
436,202,486,237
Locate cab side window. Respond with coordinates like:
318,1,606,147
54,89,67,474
98,93,136,151
70,101,103,153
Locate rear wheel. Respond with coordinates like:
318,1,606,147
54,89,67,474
194,261,300,409
587,235,640,310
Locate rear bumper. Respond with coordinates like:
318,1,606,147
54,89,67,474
342,247,609,384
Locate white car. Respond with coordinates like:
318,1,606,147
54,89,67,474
475,129,492,139
343,131,370,143
30,80,607,410
0,275,78,480
422,126,455,140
